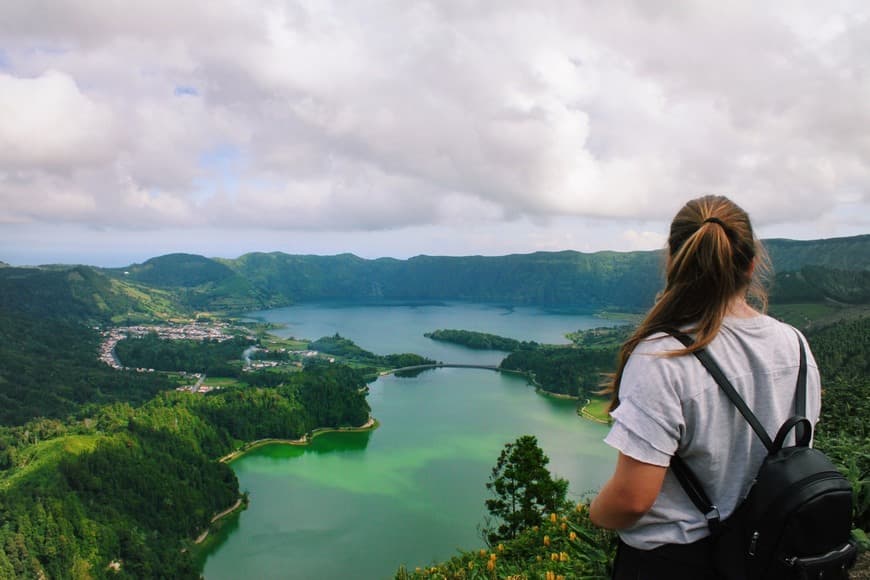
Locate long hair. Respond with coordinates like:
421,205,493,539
606,195,770,411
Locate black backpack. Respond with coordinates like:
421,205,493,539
668,330,857,579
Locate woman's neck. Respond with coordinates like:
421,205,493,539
726,296,760,319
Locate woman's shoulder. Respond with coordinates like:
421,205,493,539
633,331,685,355
721,313,802,342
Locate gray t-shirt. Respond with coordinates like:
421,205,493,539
603,314,821,549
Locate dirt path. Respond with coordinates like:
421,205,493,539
194,498,244,545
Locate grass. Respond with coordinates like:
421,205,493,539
202,376,247,388
594,310,643,322
769,303,843,327
580,397,611,424
110,278,189,321
0,434,103,492
768,302,870,331
262,336,310,351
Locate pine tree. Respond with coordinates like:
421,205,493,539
483,435,568,544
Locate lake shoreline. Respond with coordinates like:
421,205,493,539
218,416,379,464
579,398,612,424
533,387,611,425
195,418,380,556
535,388,579,401
194,497,245,545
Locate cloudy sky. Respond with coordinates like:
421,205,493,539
1,1,868,266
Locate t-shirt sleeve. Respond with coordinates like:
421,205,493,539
604,339,686,467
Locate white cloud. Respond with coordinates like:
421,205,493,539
0,0,867,254
622,229,668,251
0,70,115,169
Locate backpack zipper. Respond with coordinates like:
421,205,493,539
749,531,759,556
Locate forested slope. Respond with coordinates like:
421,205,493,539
809,316,870,530
0,341,371,578
116,234,870,311
4,234,868,319
0,266,186,324
0,289,371,577
0,311,178,426
765,235,870,272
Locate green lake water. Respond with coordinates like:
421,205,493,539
202,303,618,579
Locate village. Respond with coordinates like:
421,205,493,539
97,322,257,394
97,322,331,394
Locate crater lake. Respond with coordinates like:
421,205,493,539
202,302,619,579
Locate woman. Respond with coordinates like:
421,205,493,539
588,195,821,578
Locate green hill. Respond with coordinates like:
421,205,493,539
106,234,870,312
108,253,270,312
0,265,187,324
771,266,870,304
227,236,863,311
114,253,237,288
221,249,665,309
3,234,868,323
765,235,870,272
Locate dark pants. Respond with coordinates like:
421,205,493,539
612,537,719,580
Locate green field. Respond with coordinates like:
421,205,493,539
580,397,611,424
261,336,310,351
593,310,643,323
0,434,102,491
203,376,247,388
768,303,870,330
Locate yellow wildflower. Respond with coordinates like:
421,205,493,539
532,525,539,532
551,552,559,561
468,561,474,570
546,571,556,580
569,531,577,541
543,535,550,546
576,502,585,512
486,558,495,571
479,549,487,557
489,553,497,561
560,552,569,562
497,543,504,552
550,512,558,523
556,576,566,580
560,522,567,531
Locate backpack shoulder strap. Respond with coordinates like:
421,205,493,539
670,454,721,532
667,330,774,450
793,329,809,444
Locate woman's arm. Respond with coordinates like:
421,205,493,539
589,452,668,530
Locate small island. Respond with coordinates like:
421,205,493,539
424,329,538,351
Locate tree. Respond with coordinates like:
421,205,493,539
483,435,568,544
